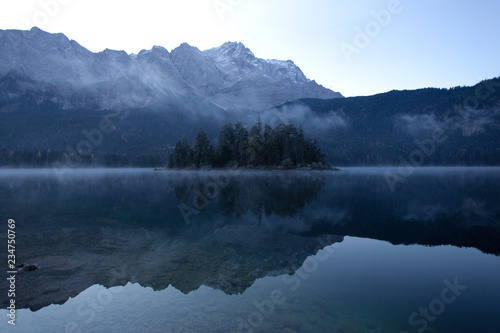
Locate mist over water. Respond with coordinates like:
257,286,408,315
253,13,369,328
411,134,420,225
0,167,499,332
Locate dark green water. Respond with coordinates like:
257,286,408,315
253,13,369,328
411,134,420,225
0,168,499,333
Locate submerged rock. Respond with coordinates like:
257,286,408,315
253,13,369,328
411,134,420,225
281,316,302,330
16,263,39,272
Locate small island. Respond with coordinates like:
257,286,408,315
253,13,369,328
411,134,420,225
166,118,334,170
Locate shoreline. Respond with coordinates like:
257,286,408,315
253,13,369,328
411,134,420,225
154,166,341,172
1,166,500,172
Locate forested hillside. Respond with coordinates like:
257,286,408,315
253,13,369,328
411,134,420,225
1,77,499,167
284,77,500,165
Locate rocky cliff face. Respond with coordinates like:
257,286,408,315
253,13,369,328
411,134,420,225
0,27,342,111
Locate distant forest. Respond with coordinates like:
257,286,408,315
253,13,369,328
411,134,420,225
1,77,499,167
168,118,326,169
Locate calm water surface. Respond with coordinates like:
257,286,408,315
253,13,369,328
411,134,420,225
0,167,499,333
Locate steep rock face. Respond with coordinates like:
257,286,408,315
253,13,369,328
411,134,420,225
0,28,342,111
0,28,132,85
200,42,341,110
170,43,225,95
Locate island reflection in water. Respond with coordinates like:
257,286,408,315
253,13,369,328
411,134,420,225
0,168,499,333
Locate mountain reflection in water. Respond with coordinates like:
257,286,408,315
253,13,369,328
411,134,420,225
0,168,498,324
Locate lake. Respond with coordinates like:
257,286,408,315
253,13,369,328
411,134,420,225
1,167,499,333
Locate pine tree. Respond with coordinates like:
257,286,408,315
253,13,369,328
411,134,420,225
249,116,264,165
193,129,212,168
168,153,175,169
263,124,274,165
234,121,249,165
168,118,327,169
296,123,306,164
174,134,193,168
273,123,288,164
249,116,262,141
284,124,298,163
215,123,235,167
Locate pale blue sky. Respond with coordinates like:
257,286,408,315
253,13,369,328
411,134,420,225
0,0,499,97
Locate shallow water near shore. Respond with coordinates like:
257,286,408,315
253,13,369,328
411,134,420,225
1,167,499,333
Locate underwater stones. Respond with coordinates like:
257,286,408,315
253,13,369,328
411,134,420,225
323,307,338,318
16,263,39,272
307,315,319,324
272,321,284,330
31,256,85,275
282,328,299,333
281,315,302,331
290,303,302,312
337,325,363,333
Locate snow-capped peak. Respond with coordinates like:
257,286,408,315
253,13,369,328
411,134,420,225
0,28,343,111
205,41,255,59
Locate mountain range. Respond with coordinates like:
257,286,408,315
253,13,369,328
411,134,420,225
0,27,341,112
0,28,499,166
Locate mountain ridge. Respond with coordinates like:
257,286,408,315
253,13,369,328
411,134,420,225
1,28,499,167
0,27,342,111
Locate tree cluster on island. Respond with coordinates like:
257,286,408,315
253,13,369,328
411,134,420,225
167,118,328,169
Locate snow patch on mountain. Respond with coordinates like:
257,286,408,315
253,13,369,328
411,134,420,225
0,28,343,111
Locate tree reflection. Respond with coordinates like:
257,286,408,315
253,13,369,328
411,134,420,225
172,172,326,219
